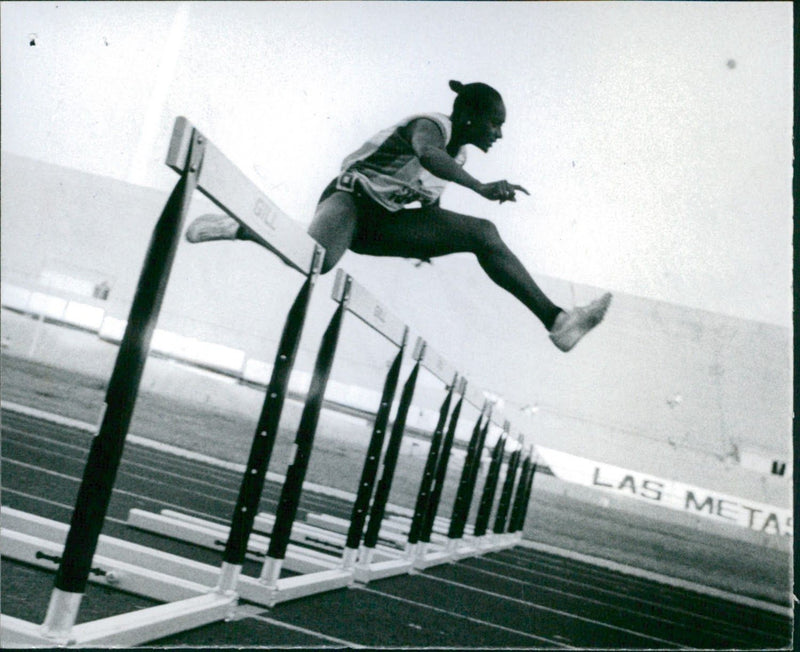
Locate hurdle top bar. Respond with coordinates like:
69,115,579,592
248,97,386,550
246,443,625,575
459,379,507,430
167,117,320,275
331,270,408,348
414,337,458,387
461,381,488,413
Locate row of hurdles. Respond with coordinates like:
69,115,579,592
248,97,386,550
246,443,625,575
1,116,537,648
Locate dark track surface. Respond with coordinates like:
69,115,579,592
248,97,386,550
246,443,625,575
1,408,792,649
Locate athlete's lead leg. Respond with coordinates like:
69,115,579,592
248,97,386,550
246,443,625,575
350,205,611,351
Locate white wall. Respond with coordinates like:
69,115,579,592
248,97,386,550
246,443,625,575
1,153,791,510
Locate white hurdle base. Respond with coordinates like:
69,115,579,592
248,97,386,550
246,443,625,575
1,508,238,648
1,592,236,649
352,546,413,584
410,542,452,570
479,532,521,552
298,512,444,581
447,536,481,560
381,514,450,545
126,509,353,605
253,512,404,560
127,509,341,574
2,508,219,602
303,512,408,550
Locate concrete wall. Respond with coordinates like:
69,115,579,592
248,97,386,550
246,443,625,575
1,152,792,514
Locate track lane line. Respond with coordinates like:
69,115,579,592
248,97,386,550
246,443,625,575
3,405,370,517
437,561,758,648
1,488,128,526
4,429,353,523
3,459,235,525
413,572,682,648
458,556,778,644
2,401,374,508
242,609,366,649
509,541,792,617
355,585,573,648
4,431,244,503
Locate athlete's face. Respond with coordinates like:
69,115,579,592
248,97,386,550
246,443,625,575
469,101,506,152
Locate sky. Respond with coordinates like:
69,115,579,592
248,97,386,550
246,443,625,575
1,1,793,327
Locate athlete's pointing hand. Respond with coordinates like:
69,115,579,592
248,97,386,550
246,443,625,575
479,180,530,204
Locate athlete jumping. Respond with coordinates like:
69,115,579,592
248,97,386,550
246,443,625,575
185,80,611,352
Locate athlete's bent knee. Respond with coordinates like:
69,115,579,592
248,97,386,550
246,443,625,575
473,218,504,253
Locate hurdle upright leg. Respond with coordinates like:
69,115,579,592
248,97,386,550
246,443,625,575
37,131,207,641
513,459,537,534
447,404,491,555
472,423,509,544
406,373,457,559
421,378,465,545
219,259,323,590
508,449,533,538
260,291,349,589
355,341,425,581
412,379,465,568
491,440,522,549
343,337,407,568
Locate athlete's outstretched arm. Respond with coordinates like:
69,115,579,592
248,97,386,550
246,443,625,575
408,119,529,204
410,119,482,190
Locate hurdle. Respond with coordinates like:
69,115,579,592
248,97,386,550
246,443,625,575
406,376,511,569
404,365,460,564
424,383,494,552
341,337,419,581
507,446,535,540
257,269,413,569
253,276,478,573
446,402,494,558
509,452,537,535
485,434,524,550
407,376,466,569
340,288,409,567
375,397,519,566
450,418,514,555
472,422,510,549
355,338,502,581
251,269,414,602
0,116,326,647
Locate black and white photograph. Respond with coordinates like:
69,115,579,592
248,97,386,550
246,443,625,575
0,1,793,649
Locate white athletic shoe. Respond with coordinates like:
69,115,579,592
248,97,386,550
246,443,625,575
549,292,612,352
185,214,241,243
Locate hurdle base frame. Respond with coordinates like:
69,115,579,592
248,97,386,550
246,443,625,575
126,508,355,606
2,508,224,602
447,536,482,560
305,512,409,551
1,507,245,647
128,508,345,573
352,546,413,584
1,591,237,649
135,506,424,586
411,543,452,570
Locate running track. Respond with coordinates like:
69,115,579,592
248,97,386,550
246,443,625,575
1,408,792,649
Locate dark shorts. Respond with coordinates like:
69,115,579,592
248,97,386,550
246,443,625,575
316,177,410,253
317,177,395,220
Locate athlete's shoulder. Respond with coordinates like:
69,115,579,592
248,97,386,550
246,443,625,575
402,113,451,143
